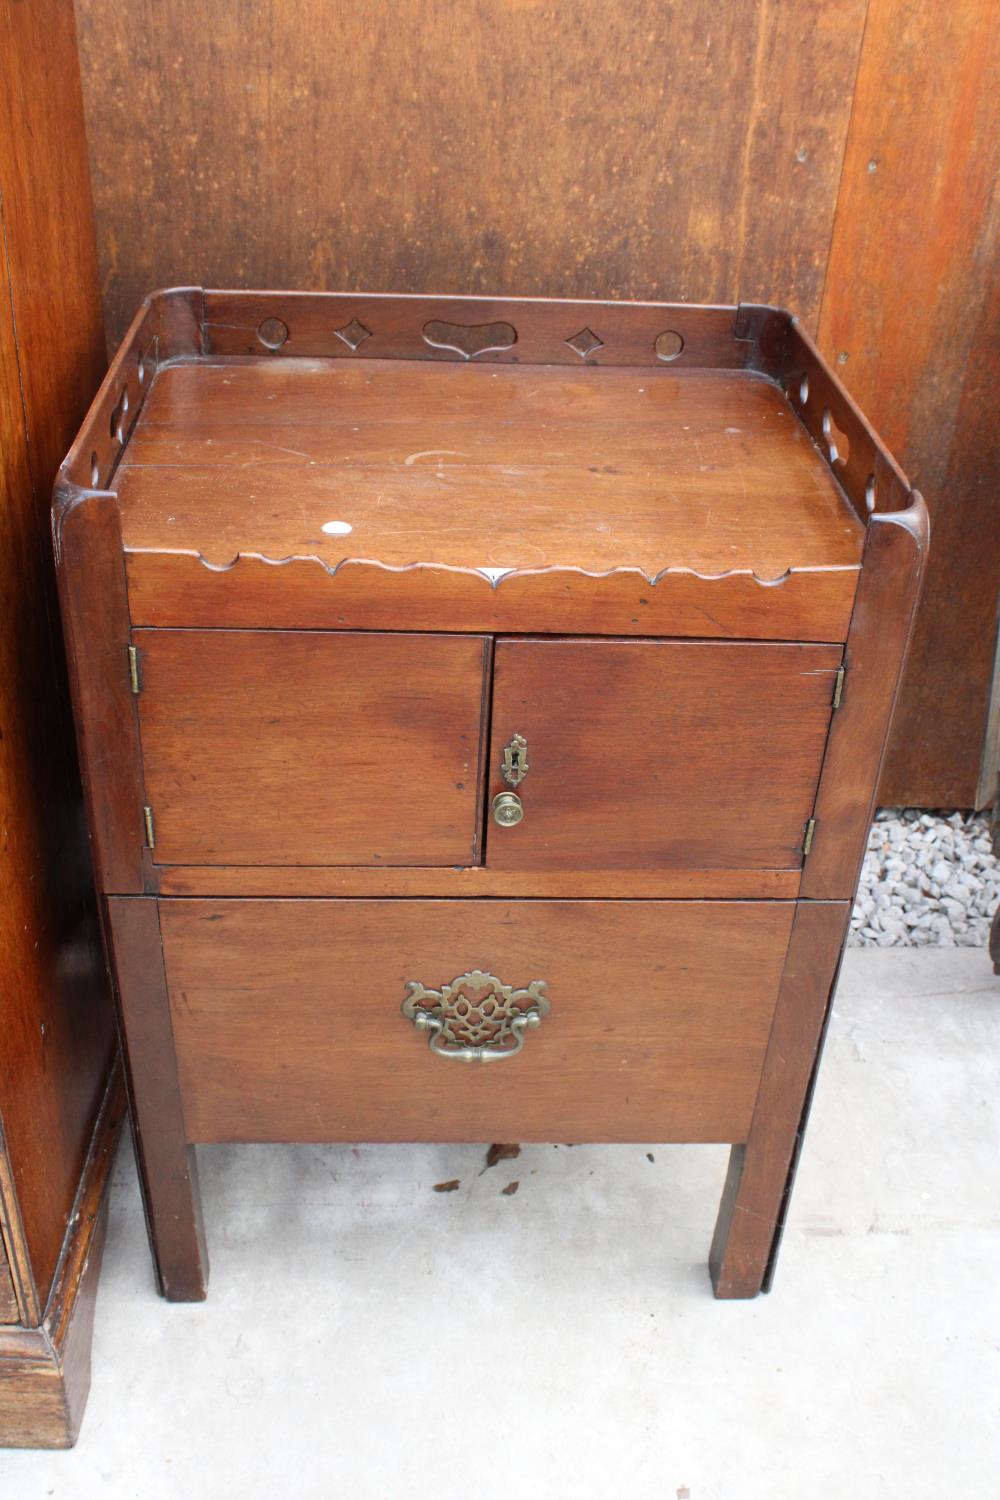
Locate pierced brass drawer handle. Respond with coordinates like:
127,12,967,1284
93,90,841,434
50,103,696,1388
402,969,549,1063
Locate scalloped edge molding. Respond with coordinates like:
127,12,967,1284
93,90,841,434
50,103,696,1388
131,547,861,592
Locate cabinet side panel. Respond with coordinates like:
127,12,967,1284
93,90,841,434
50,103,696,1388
801,502,928,899
54,497,146,894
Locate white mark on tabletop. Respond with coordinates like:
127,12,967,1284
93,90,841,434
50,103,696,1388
403,449,465,465
250,440,312,461
322,520,353,536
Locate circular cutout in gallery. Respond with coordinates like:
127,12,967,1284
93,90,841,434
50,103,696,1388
322,520,353,535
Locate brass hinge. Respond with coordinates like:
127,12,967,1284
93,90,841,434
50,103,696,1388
832,665,846,710
128,645,141,694
142,805,155,849
802,817,816,858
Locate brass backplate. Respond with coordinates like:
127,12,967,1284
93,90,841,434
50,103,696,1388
502,732,529,788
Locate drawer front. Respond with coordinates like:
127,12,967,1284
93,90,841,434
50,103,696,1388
486,638,841,870
160,898,794,1145
134,630,489,866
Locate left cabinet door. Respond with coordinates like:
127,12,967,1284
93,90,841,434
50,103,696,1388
133,630,490,866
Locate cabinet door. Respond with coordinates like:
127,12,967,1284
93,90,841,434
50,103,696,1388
134,630,489,866
486,638,841,870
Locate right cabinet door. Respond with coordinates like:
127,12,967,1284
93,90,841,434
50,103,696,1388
486,638,842,870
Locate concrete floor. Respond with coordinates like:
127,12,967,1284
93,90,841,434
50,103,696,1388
2,949,998,1498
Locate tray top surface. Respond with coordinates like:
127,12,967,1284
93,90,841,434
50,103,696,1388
114,357,864,579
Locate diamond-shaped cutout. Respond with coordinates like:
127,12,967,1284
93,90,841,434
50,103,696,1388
565,327,603,359
334,317,372,352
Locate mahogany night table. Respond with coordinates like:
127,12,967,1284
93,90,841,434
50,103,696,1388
53,290,926,1300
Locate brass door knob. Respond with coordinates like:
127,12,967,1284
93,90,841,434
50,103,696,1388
492,791,524,827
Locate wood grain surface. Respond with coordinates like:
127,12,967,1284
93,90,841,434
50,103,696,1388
114,343,863,643
818,0,1000,804
116,360,863,578
54,495,147,895
801,500,929,899
200,291,751,368
0,1063,124,1445
106,899,208,1301
75,0,867,348
72,0,992,802
160,898,794,1146
0,0,115,1324
134,630,490,867
487,639,841,871
123,547,859,644
0,0,105,510
0,1243,16,1324
153,865,800,901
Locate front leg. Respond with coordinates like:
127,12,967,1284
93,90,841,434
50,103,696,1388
709,902,848,1298
107,896,208,1301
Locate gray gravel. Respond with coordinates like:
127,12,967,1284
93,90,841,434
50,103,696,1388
850,809,995,947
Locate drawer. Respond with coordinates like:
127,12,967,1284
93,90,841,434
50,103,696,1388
133,629,489,866
160,898,794,1144
486,638,842,870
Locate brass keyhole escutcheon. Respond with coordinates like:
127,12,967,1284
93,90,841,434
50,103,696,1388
501,732,529,788
492,792,524,827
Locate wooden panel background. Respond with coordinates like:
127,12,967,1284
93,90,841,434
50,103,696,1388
816,0,1000,806
76,0,868,342
0,0,114,1320
73,0,999,805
